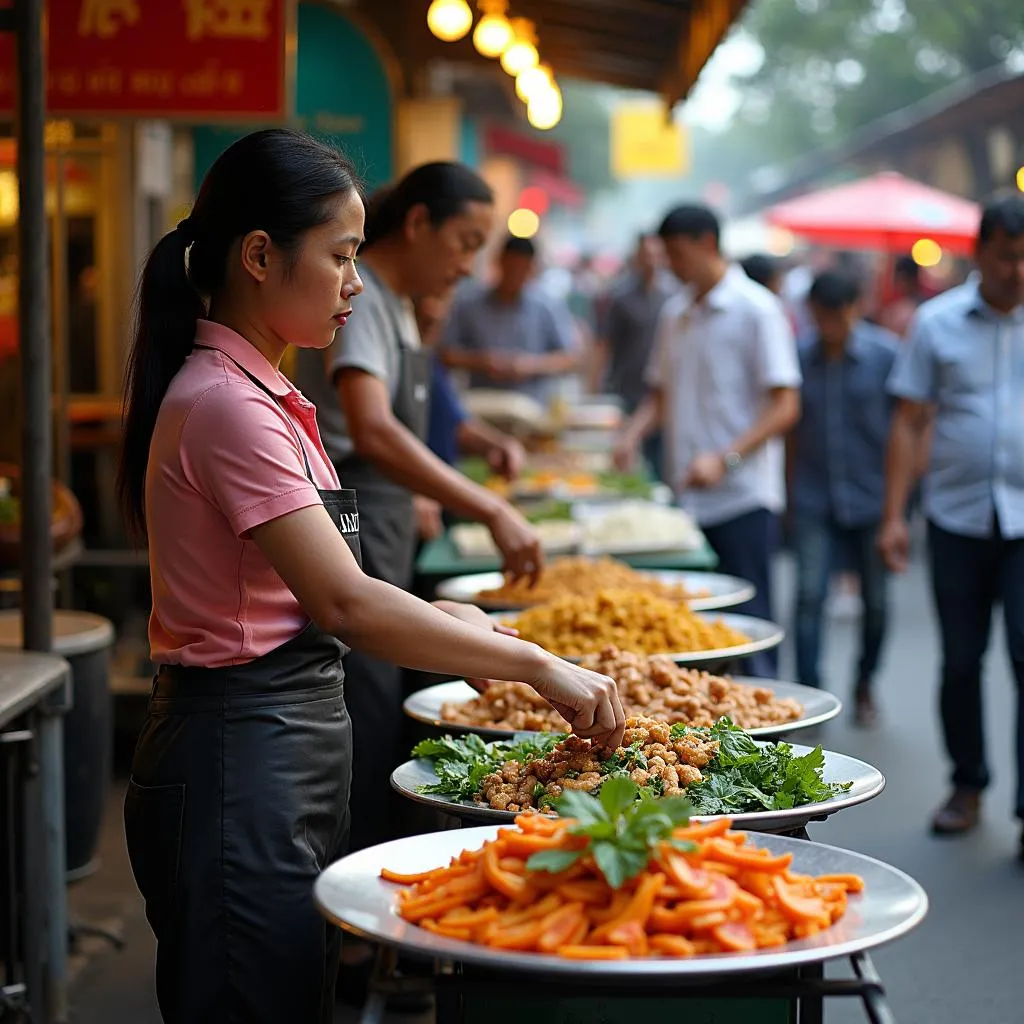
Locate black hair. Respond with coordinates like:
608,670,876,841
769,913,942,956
740,253,781,291
658,204,721,247
117,128,361,540
502,234,537,259
978,193,1024,245
893,255,920,283
362,161,493,249
808,270,863,310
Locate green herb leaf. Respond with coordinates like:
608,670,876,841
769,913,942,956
599,777,639,818
526,848,586,874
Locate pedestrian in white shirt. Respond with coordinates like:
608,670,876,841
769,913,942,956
616,205,801,677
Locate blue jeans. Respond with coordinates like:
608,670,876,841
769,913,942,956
793,516,888,692
702,508,779,678
928,520,1024,818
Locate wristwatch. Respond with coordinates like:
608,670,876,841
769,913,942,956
723,450,744,474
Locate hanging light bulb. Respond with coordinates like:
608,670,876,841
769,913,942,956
527,80,562,130
473,0,512,58
500,18,539,76
516,63,552,103
427,0,473,42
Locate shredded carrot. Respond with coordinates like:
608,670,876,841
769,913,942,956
381,818,864,961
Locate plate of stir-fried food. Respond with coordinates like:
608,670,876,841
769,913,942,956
491,590,782,666
403,646,841,740
391,716,883,834
433,560,755,612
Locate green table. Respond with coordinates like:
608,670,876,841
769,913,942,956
414,533,719,586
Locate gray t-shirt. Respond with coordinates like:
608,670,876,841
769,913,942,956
441,283,576,403
294,264,420,463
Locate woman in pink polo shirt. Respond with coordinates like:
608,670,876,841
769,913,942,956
117,129,624,1024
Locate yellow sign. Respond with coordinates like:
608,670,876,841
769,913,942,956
610,103,688,179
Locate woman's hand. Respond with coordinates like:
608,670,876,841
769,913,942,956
527,655,625,752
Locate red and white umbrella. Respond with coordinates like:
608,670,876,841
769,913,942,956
765,171,982,257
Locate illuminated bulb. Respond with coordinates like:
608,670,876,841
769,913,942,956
527,82,562,130
1016,165,1024,192
427,0,473,42
516,63,552,103
911,238,942,268
507,207,540,239
473,0,512,58
500,18,539,76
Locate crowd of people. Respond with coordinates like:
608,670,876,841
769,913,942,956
399,187,1024,856
114,124,1024,1021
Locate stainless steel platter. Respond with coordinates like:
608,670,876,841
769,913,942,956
434,570,756,613
403,678,842,741
314,827,927,978
390,742,885,834
490,611,785,670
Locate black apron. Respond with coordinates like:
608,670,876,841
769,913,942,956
124,365,361,1024
335,331,430,853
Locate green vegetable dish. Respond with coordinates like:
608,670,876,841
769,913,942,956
411,716,852,817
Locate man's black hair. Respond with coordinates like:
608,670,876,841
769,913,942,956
978,193,1024,245
740,253,780,290
808,270,863,310
502,234,537,258
658,204,720,247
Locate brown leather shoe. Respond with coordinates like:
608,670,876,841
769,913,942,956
931,789,981,835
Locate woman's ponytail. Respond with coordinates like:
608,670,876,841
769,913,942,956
117,225,205,540
116,128,361,542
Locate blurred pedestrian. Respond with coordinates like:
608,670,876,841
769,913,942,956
880,194,1024,851
593,232,677,477
616,204,801,677
441,235,580,403
788,271,899,725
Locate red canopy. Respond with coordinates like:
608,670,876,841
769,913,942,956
765,172,982,256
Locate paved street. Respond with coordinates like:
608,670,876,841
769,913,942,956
66,552,1024,1023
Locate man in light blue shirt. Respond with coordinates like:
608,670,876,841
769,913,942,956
440,235,580,404
790,271,899,724
882,194,1024,850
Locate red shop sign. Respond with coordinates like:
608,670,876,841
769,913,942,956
0,0,287,120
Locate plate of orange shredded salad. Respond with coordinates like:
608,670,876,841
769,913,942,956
315,819,927,975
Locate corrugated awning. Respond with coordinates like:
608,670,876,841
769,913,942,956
356,0,749,106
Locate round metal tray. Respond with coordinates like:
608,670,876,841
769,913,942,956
403,678,842,741
314,828,927,978
492,611,784,669
391,743,885,834
434,570,756,613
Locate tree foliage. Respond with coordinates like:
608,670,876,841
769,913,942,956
729,0,1024,163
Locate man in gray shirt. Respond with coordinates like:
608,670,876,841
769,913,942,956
881,194,1024,851
596,232,678,413
441,235,580,403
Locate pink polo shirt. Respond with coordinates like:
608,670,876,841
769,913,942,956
147,321,341,667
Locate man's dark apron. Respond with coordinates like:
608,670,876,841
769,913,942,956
124,363,361,1024
335,330,430,853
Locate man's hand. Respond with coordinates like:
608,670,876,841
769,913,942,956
684,452,727,490
413,495,444,541
487,505,544,584
613,436,639,472
877,517,910,573
487,437,527,480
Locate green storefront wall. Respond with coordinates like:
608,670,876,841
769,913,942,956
193,2,394,191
